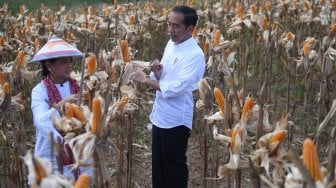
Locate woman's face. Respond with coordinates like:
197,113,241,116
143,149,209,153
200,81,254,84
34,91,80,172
47,57,73,80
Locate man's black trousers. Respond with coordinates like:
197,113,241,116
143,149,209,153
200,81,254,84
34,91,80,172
152,125,190,188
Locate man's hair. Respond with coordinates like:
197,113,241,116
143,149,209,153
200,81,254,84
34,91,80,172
172,6,198,27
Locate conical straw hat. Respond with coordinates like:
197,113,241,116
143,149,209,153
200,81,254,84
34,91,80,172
29,35,83,64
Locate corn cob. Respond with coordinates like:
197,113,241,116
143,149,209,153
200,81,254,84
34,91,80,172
129,15,135,25
331,24,336,36
21,27,27,38
192,26,198,38
0,36,4,46
303,43,311,55
287,32,294,42
213,29,220,48
241,97,254,117
231,128,243,154
0,71,6,85
88,22,94,33
262,16,268,31
3,82,9,94
235,4,243,18
264,1,271,12
302,138,322,182
16,50,25,69
86,53,97,75
26,12,32,28
65,103,87,124
224,49,231,58
118,96,128,112
304,1,310,10
91,97,102,134
75,173,90,188
32,156,47,184
251,4,258,15
213,87,225,114
268,130,286,157
203,40,209,56
121,40,131,62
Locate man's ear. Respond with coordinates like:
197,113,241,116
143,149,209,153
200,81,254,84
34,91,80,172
187,25,194,32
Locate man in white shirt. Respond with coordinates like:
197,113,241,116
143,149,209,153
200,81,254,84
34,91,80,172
131,6,205,188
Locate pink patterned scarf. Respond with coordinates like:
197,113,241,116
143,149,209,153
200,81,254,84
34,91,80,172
43,75,79,105
43,75,79,166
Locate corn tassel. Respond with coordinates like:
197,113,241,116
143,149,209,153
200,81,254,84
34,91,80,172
75,173,90,188
268,130,286,157
213,87,225,114
91,97,102,134
302,138,322,182
3,82,9,94
86,53,97,75
121,40,131,62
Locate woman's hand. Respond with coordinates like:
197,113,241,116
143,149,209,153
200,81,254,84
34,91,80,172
56,94,78,108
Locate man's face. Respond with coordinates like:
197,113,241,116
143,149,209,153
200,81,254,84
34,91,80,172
167,11,193,44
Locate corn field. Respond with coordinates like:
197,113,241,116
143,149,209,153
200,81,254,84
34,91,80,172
1,0,336,187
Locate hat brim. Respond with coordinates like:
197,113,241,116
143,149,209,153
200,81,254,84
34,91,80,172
28,35,83,64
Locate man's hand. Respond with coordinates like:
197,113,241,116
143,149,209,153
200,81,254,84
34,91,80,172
131,70,148,84
150,59,163,80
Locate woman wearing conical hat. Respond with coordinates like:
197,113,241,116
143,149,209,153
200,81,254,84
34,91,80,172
29,35,91,183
